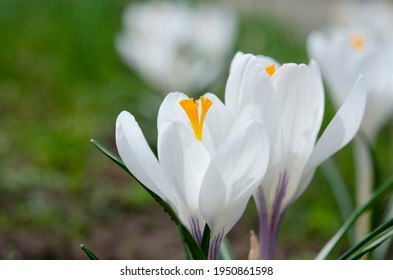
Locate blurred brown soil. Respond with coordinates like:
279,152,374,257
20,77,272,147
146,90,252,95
0,206,254,260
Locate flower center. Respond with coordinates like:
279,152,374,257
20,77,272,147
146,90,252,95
265,64,276,76
350,35,365,50
179,96,212,141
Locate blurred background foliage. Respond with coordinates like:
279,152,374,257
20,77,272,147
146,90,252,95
0,0,392,259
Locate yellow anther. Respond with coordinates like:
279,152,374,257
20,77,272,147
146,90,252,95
179,96,212,141
350,35,365,50
265,64,276,77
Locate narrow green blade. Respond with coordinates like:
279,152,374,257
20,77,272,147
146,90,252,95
201,224,211,258
81,244,99,260
178,223,206,260
316,176,393,259
90,139,129,174
321,159,355,244
372,195,393,259
90,139,177,220
340,218,393,260
321,159,354,221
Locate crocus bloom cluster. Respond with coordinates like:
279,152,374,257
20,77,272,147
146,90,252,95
116,89,269,258
226,52,366,259
116,1,237,94
308,29,393,141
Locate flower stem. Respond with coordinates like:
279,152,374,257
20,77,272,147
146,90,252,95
354,136,373,244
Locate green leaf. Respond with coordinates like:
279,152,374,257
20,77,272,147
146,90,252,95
81,244,99,260
321,159,354,221
177,226,193,260
372,195,393,259
201,224,211,258
178,224,206,260
90,139,129,174
316,176,393,259
90,139,207,259
340,218,393,260
90,139,178,221
321,159,355,243
219,237,234,260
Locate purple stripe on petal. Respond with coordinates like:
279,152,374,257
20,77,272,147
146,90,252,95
189,217,202,245
209,231,224,260
209,235,218,260
271,171,287,228
257,188,269,259
195,221,202,244
216,233,223,259
189,218,196,242
258,171,289,260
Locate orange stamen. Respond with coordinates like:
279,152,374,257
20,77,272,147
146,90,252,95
265,64,276,76
179,96,212,141
350,35,365,50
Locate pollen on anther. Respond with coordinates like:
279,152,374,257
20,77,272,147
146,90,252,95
265,64,276,77
350,35,365,50
179,96,212,141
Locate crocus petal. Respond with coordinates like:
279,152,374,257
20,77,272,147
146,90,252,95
308,59,324,93
256,55,281,70
226,53,281,145
225,53,267,116
197,163,227,236
354,51,393,140
271,63,325,200
361,88,393,140
157,91,189,130
228,51,245,74
203,93,234,149
227,105,263,138
307,31,353,106
225,52,252,114
158,121,210,227
300,75,367,193
116,111,175,204
200,121,269,236
255,73,280,147
307,32,330,73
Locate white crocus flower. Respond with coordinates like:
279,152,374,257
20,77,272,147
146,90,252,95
116,90,269,259
307,29,393,141
116,1,237,94
226,52,367,259
331,0,393,43
308,7,393,246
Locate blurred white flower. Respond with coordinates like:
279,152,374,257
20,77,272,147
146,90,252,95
116,1,237,94
312,0,393,247
309,2,393,141
331,0,393,43
227,52,366,259
116,90,269,259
